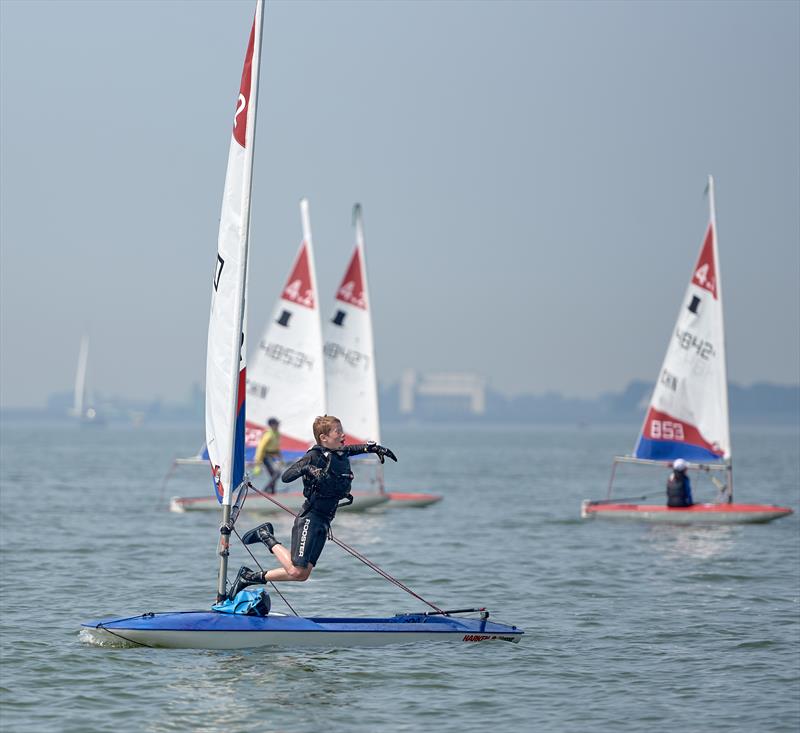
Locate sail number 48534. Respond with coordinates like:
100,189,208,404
650,420,685,441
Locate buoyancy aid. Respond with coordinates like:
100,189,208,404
302,446,354,501
667,472,691,507
282,443,377,520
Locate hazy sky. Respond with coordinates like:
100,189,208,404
1,0,798,408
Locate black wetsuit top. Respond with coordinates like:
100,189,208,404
666,472,693,508
281,444,374,521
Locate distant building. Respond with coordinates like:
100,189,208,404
399,369,486,417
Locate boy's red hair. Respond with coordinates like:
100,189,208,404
313,415,341,444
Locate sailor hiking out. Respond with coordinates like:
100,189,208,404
229,414,396,597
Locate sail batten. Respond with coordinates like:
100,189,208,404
633,176,730,464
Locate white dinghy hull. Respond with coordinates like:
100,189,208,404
386,492,443,508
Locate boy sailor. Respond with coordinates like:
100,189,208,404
229,415,396,597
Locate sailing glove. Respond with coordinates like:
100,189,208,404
367,443,398,464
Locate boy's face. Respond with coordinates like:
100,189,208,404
319,422,345,449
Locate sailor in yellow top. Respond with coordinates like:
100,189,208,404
254,417,282,493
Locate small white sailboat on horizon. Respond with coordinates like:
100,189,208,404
71,335,103,425
582,176,792,524
82,1,520,647
323,204,442,508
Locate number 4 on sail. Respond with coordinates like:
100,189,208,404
582,176,792,524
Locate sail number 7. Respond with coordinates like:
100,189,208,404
650,420,685,441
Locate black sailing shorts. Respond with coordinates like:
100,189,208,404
291,511,329,567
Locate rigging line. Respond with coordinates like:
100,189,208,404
95,623,151,648
248,483,445,613
326,534,444,613
587,493,662,505
156,459,179,510
231,525,299,616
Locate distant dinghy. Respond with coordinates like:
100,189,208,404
71,336,103,425
165,201,389,514
323,205,442,508
582,176,792,524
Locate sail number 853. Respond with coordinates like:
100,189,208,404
650,420,685,441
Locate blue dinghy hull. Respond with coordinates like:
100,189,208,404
80,611,523,649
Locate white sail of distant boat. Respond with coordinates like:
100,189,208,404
73,336,89,418
322,205,442,508
633,177,730,464
582,176,791,524
166,201,389,514
245,198,326,458
323,204,380,445
72,335,101,422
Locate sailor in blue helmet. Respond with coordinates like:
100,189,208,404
228,414,396,598
666,458,693,508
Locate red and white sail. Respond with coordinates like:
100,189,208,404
205,1,264,506
323,204,381,444
634,175,730,463
245,199,326,457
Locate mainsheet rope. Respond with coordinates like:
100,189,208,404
240,481,445,613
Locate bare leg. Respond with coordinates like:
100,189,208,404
263,543,312,582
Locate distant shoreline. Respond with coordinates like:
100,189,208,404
2,380,797,429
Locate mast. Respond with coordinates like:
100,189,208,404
206,0,265,601
300,197,327,415
353,203,381,445
707,174,733,500
353,204,384,490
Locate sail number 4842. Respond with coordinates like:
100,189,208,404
650,420,685,441
675,329,715,360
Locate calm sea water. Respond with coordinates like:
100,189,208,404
1,421,798,733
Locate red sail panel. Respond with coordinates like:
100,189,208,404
336,248,367,310
232,20,256,148
691,224,717,299
281,243,315,309
641,407,724,457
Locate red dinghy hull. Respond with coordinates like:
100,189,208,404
581,501,793,524
386,492,443,508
